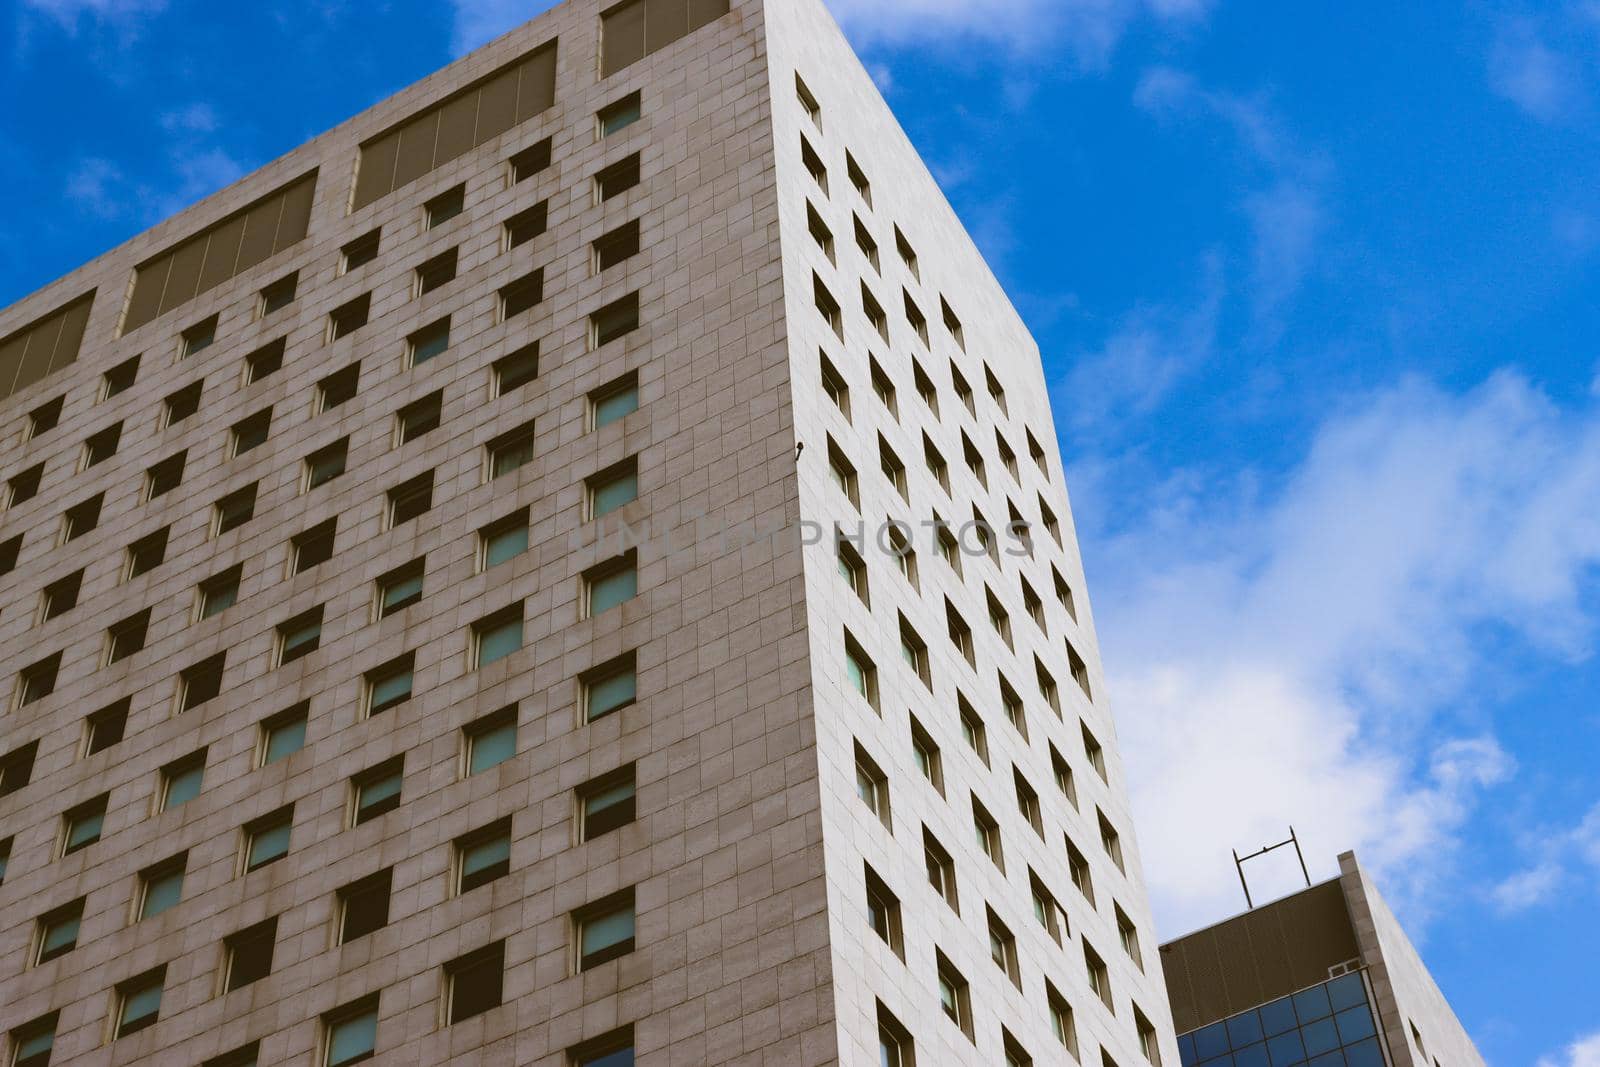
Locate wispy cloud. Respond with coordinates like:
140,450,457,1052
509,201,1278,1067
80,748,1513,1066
1490,801,1600,913
63,103,247,226
1079,371,1600,933
448,0,561,57
1538,1031,1600,1067
1489,18,1583,121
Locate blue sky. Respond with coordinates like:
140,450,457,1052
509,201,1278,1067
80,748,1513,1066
3,0,1598,1061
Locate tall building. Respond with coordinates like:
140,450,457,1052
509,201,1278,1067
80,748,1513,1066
1159,852,1486,1067
0,1,1178,1064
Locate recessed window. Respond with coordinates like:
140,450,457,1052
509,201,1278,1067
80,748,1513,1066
795,73,821,127
847,151,872,205
35,900,83,963
86,697,130,755
105,608,152,662
500,269,544,320
922,827,957,912
245,338,286,384
854,742,890,830
224,916,278,992
408,317,451,366
582,652,637,723
590,291,639,348
1014,768,1043,837
936,950,974,1040
414,247,459,296
1047,982,1078,1055
244,806,293,872
923,436,949,496
510,137,552,183
0,534,20,578
1040,495,1062,546
1030,869,1065,944
323,997,379,1067
590,373,638,429
861,283,887,341
318,363,360,412
125,527,169,579
813,274,842,338
179,654,225,711
292,518,337,574
494,341,540,394
479,508,530,570
961,430,985,486
456,818,512,893
181,316,218,358
820,351,849,418
843,632,877,709
864,863,903,957
584,553,638,617
425,184,465,228
10,1012,57,1067
259,272,298,316
854,215,879,271
971,796,1004,875
61,493,102,545
1002,1029,1033,1067
465,706,517,775
328,293,372,342
341,230,380,272
115,967,166,1038
941,296,965,349
575,888,635,970
587,457,639,520
1083,723,1108,782
276,607,324,665
800,134,827,191
504,200,549,250
1050,744,1080,809
1085,941,1113,1012
898,615,930,688
1117,904,1144,970
40,570,83,622
958,696,988,766
377,558,425,619
836,533,868,606
261,702,309,765
366,653,415,717
598,91,641,137
28,396,64,438
231,408,272,457
807,202,834,262
17,652,61,707
1067,836,1096,907
62,794,107,855
578,764,636,841
0,742,37,799
593,218,641,272
988,907,1021,988
83,423,122,467
157,754,203,812
869,357,896,416
998,433,1019,480
0,838,10,887
908,715,943,795
826,438,859,508
214,482,258,535
145,452,186,500
337,868,392,944
912,361,938,415
445,941,505,1024
472,605,524,668
196,566,240,617
396,390,443,446
878,437,907,501
1136,1008,1161,1064
1068,641,1093,701
387,471,434,527
595,153,641,202
487,420,538,479
570,1027,634,1067
1099,809,1126,872
203,1041,260,1067
352,758,404,825
305,437,349,490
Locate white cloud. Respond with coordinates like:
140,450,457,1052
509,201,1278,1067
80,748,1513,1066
1080,372,1600,933
448,0,561,57
1489,799,1600,913
1489,860,1564,912
64,158,127,220
1489,19,1582,121
63,104,247,225
1538,1031,1600,1067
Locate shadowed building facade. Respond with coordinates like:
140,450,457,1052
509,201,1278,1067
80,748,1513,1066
0,0,1178,1064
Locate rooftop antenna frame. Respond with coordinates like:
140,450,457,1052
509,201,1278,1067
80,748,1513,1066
1233,826,1311,910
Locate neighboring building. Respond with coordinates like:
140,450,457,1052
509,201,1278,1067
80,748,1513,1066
0,0,1177,1065
1159,852,1486,1067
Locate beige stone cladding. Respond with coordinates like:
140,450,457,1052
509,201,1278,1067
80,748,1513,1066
760,0,1180,1064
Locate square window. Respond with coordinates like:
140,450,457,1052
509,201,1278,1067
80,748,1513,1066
163,381,202,426
1117,904,1144,970
510,137,552,182
387,471,434,527
126,527,169,579
913,362,939,415
318,363,360,412
224,917,278,991
323,998,378,1067
0,742,36,797
106,608,151,663
341,230,380,273
396,391,443,445
414,247,458,296
590,291,639,348
504,201,549,250
292,519,337,573
86,697,130,755
408,317,451,366
487,420,537,479
115,967,166,1038
62,794,107,855
590,373,639,429
198,563,241,620
214,483,258,535
182,316,218,357
61,493,102,543
35,900,83,963
366,653,415,716
479,508,529,570
494,341,540,394
456,818,512,893
277,607,324,665
245,338,286,383
259,272,297,316
337,868,392,944
145,453,185,500
17,652,61,707
445,941,505,1023
587,458,638,519
1083,723,1108,781
575,888,635,970
244,807,293,871
592,218,641,272
500,270,544,320
377,559,425,619
578,764,636,841
29,396,64,438
465,707,518,776
425,184,465,228
861,283,888,341
0,534,20,577
584,553,637,617
598,91,641,137
231,408,272,457
473,605,524,668
328,293,372,342
160,752,206,809
582,652,637,723
305,438,349,490
1099,809,1126,872
595,153,641,202
10,1012,57,1067
1051,745,1080,809
102,355,140,398
878,1005,913,1067
179,654,225,711
41,570,83,621
83,423,122,467
261,702,309,765
353,758,403,825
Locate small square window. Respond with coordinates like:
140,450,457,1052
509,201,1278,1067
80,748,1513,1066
582,652,637,723
592,218,641,272
587,457,638,520
494,341,539,394
17,652,61,707
105,608,151,663
259,272,297,316
261,702,309,765
182,315,218,357
318,363,360,412
479,508,529,570
598,91,641,137
504,201,549,250
62,794,108,855
407,317,451,366
198,566,241,617
115,967,166,1038
224,916,278,991
1051,744,1080,809
575,888,635,970
913,361,938,415
145,453,186,500
1015,768,1044,837
103,354,140,397
245,338,286,384
806,202,835,263
473,605,524,668
578,764,636,840
126,527,169,578
35,900,83,963
277,607,324,666
1083,722,1108,781
214,483,258,535
160,751,206,809
29,396,64,439
0,534,20,577
1069,641,1093,701
590,291,639,348
1002,1029,1033,1067
10,1012,57,1067
341,230,380,273
456,818,512,893
500,270,544,320
244,806,293,871
231,408,272,457
424,184,465,228
323,997,378,1067
414,246,458,296
595,153,641,202
387,471,434,527
41,570,83,622
85,697,130,756
377,558,425,619
510,137,552,183
365,652,415,717
1030,870,1065,944
396,390,443,445
1099,809,1126,872
352,757,403,825
158,381,201,428
179,654,225,711
305,438,349,490
465,707,517,775
590,373,639,429
83,423,122,468
584,553,637,617
0,742,37,797
1117,904,1144,970
328,293,372,342
292,518,337,573
337,868,392,944
446,941,506,1023
487,420,537,479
